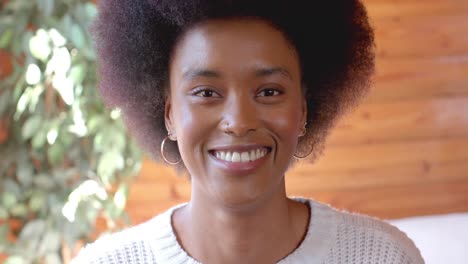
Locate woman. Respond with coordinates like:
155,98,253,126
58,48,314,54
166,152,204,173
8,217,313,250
74,0,424,263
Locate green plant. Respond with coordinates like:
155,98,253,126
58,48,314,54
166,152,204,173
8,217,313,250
0,0,142,263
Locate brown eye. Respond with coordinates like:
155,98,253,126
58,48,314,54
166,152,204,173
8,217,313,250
257,88,281,97
193,88,220,98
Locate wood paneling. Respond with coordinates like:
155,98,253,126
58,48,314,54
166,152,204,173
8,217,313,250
288,161,468,191
374,13,468,58
330,97,468,145
365,0,468,18
369,56,468,102
303,137,468,173
295,181,468,219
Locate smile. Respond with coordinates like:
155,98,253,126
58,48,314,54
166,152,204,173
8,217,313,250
212,148,269,163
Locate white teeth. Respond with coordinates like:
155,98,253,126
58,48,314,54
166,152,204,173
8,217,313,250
241,152,250,162
213,148,268,162
232,152,241,162
249,150,256,161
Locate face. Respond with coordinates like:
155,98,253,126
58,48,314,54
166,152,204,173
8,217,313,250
166,18,306,207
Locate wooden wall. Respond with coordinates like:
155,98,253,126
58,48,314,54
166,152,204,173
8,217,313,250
126,0,468,223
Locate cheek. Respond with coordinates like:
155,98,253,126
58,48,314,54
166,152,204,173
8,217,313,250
173,101,214,162
265,105,302,143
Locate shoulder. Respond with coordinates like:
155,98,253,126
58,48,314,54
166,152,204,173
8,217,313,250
71,205,178,264
306,199,425,263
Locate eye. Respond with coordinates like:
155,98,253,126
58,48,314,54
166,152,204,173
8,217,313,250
257,88,282,97
192,87,221,98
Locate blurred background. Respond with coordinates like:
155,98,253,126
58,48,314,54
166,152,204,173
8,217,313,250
1,0,467,263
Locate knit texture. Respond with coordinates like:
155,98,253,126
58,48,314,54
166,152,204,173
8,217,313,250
72,198,424,264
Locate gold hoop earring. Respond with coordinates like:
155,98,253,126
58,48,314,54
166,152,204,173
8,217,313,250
299,121,307,137
293,147,313,159
294,122,311,159
160,136,182,165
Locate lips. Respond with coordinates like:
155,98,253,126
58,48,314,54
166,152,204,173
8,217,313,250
212,147,269,162
208,144,272,174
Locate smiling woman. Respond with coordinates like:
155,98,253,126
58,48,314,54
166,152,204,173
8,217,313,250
73,1,424,263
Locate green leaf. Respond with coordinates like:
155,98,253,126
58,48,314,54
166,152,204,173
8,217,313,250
84,206,99,222
113,184,128,211
40,230,61,253
31,126,47,149
21,31,33,56
10,204,28,217
52,168,76,187
19,219,45,241
70,24,85,49
87,115,105,134
44,253,61,264
29,29,51,62
0,28,13,48
94,128,126,152
33,173,56,190
97,151,124,183
47,141,65,165
37,0,54,17
2,191,17,209
84,3,98,20
16,161,33,187
29,191,47,212
59,14,73,36
22,115,42,140
4,256,26,264
82,45,96,60
69,64,86,85
0,206,8,219
4,179,21,199
0,223,9,243
16,89,32,116
0,89,11,114
110,130,126,152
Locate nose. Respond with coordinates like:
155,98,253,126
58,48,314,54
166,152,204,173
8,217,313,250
221,94,258,137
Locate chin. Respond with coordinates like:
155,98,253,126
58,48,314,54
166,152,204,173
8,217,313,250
210,183,276,213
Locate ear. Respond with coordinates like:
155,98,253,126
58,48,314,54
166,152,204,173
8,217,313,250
164,94,175,139
300,95,307,129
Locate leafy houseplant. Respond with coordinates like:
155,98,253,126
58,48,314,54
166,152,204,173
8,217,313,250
0,0,143,263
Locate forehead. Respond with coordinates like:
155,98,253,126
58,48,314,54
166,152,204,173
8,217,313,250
169,18,301,81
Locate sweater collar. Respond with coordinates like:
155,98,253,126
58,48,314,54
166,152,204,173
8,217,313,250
148,198,335,264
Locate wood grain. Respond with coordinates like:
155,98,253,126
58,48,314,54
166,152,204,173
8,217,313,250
373,13,468,58
297,180,468,219
369,56,468,102
126,159,468,222
364,0,468,18
306,137,468,172
287,161,468,191
329,97,468,145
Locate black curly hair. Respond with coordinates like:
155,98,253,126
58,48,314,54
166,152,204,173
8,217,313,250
91,0,375,167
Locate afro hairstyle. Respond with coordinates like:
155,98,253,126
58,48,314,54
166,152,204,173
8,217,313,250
91,0,375,167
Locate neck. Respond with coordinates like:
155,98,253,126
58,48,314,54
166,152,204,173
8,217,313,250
172,180,309,264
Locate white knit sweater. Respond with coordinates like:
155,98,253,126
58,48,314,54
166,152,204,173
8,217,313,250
72,198,424,263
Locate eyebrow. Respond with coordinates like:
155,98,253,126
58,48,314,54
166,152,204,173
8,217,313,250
182,69,221,81
182,66,293,81
255,67,293,80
